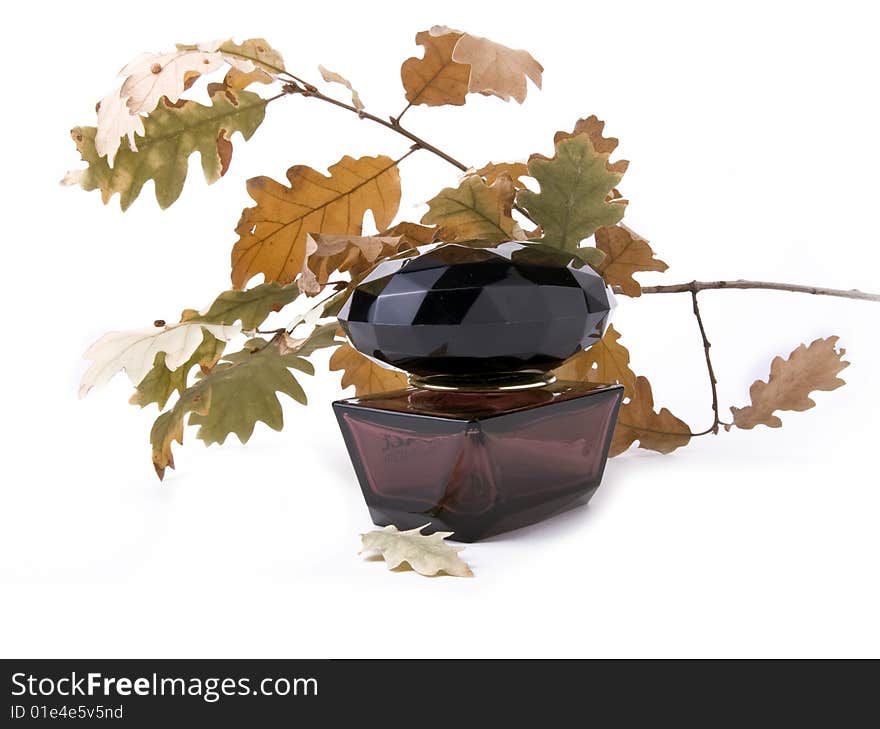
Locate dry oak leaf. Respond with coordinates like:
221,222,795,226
79,321,240,398
231,154,403,289
360,525,473,577
92,38,282,163
477,161,530,187
729,337,849,430
119,39,275,116
594,224,668,297
330,342,407,396
610,376,692,457
554,115,630,175
151,336,313,479
65,86,267,210
119,45,228,116
401,29,470,107
300,234,415,296
95,88,145,167
221,38,286,90
379,221,441,246
553,325,637,399
318,65,365,111
421,174,518,242
442,28,543,104
517,134,627,251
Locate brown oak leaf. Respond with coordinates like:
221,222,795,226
231,155,402,289
477,162,530,187
729,337,849,429
379,221,441,245
594,224,668,297
329,342,407,396
554,115,629,175
611,376,692,456
401,29,470,107
553,325,637,398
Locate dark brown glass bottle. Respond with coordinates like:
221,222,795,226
333,241,622,542
334,381,622,542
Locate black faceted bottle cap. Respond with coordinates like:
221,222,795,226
337,242,616,381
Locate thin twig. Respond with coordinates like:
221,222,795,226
689,288,725,435
638,280,880,302
284,82,469,171
279,81,540,227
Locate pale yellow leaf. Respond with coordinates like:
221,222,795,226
318,65,364,111
360,524,473,577
80,321,240,398
450,32,543,103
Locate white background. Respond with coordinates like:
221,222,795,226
2,0,878,658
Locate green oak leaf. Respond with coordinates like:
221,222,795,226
517,135,627,251
421,175,517,242
65,85,267,210
194,282,300,330
150,336,313,478
131,329,226,410
576,247,607,269
292,322,341,357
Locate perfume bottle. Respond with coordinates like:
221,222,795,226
333,242,622,542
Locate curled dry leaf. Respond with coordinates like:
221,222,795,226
360,524,473,577
594,224,668,297
79,320,240,398
441,28,543,104
65,86,267,210
318,65,365,111
151,336,313,479
553,325,637,398
517,134,627,251
729,337,849,430
400,28,470,107
300,233,417,295
421,174,518,242
379,221,441,246
610,376,692,456
231,155,403,289
329,342,407,396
